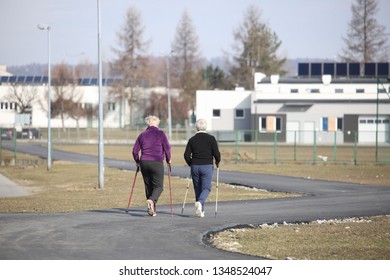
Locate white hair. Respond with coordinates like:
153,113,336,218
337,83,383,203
145,115,160,127
196,119,207,131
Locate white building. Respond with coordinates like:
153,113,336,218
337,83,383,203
196,62,390,144
0,74,178,131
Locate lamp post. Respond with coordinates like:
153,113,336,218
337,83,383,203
97,0,104,189
37,23,52,171
166,51,173,140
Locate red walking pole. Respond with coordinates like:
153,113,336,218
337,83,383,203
125,166,139,213
167,164,173,217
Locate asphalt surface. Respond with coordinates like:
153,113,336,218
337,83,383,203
1,142,390,260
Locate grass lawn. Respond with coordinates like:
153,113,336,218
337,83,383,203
0,144,389,259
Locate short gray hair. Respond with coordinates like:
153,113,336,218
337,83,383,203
196,119,207,131
145,115,160,126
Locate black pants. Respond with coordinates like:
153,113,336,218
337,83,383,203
140,160,164,204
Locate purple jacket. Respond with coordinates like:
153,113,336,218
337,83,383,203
132,126,171,164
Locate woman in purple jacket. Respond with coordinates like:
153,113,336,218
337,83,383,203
132,115,171,217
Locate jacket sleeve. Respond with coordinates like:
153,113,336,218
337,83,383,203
211,136,221,164
132,136,141,163
183,141,192,166
161,131,171,163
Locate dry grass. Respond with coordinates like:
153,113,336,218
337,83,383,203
210,216,390,260
1,144,389,260
0,160,295,213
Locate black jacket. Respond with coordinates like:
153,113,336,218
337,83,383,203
184,132,221,166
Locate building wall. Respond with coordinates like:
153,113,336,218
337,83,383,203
0,83,176,130
196,89,252,131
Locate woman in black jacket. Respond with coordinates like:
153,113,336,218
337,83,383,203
184,119,221,217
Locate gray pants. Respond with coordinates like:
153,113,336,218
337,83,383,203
140,160,164,204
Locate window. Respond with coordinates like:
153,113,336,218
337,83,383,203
212,109,220,118
322,117,328,131
356,89,365,93
259,116,282,132
378,88,387,93
260,117,266,131
107,102,116,111
310,89,320,93
322,117,343,131
290,89,299,93
337,118,343,130
235,109,244,119
335,88,344,93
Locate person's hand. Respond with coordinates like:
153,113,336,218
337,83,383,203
216,162,219,168
167,163,172,173
136,163,140,172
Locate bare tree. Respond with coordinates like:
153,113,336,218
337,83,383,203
5,83,36,113
170,10,202,117
110,6,150,128
39,63,84,131
144,92,189,126
229,4,286,89
340,0,389,62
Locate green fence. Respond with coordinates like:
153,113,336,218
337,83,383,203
1,128,389,165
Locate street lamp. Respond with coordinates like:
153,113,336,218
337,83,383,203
166,51,174,141
37,23,52,171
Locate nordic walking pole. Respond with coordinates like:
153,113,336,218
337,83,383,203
181,173,191,215
125,166,139,213
215,167,220,218
168,163,173,217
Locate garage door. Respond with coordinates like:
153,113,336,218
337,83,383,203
358,116,389,143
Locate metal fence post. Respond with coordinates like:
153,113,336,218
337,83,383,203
273,131,277,164
235,130,239,162
333,131,337,162
354,130,358,165
294,131,297,161
313,130,317,164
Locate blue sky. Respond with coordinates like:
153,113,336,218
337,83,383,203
1,0,389,66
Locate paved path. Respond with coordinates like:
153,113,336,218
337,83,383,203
0,142,389,260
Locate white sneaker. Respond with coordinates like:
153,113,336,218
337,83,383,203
147,199,156,217
195,202,204,217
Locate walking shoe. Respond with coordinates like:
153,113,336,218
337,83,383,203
195,201,204,218
147,199,156,217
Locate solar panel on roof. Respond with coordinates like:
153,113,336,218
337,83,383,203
349,63,360,76
42,77,48,83
336,63,347,76
0,76,10,83
310,63,322,76
81,78,90,85
25,76,34,83
33,76,42,83
364,63,376,77
377,63,389,76
298,63,309,76
323,63,335,75
9,76,17,82
16,76,25,83
90,78,98,85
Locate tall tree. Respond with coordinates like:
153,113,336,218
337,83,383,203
202,65,230,90
170,10,202,117
341,0,389,62
111,6,149,127
229,4,286,89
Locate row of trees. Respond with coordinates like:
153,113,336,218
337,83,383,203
6,0,390,129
